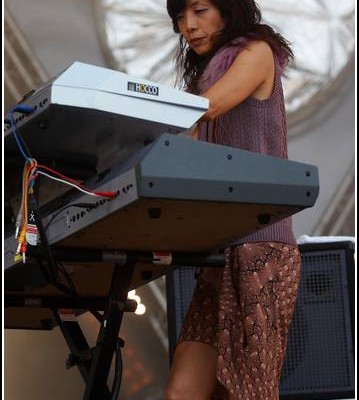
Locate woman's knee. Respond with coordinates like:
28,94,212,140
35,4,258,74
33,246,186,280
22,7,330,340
164,381,188,400
165,380,205,400
165,364,202,400
165,341,218,400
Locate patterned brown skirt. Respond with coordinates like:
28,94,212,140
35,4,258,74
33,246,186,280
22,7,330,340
178,242,302,400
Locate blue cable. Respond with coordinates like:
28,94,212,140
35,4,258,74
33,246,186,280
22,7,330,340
7,104,35,161
11,104,35,115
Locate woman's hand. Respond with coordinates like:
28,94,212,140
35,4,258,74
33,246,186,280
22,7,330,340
191,124,199,140
179,123,199,140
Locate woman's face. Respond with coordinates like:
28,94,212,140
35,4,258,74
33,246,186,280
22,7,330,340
176,0,225,55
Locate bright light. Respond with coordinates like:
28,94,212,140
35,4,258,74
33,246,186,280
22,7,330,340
128,289,146,315
131,295,141,304
135,303,146,315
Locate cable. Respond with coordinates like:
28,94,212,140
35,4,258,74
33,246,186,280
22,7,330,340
110,342,123,400
37,170,115,198
57,262,78,295
28,193,59,284
43,203,96,232
36,164,117,198
15,160,38,260
8,105,35,161
7,104,117,264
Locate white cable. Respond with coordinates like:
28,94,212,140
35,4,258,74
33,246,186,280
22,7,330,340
36,171,101,197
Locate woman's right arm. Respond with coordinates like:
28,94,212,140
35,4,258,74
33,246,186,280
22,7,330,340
200,40,274,121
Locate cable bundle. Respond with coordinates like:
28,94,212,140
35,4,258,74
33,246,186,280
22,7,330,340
8,105,118,263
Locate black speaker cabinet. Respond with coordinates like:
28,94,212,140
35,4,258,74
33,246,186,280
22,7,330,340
166,240,355,400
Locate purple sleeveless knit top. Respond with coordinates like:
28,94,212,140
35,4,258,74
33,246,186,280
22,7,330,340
197,37,296,246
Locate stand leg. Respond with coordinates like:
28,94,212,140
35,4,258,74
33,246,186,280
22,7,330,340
83,261,135,400
52,311,111,399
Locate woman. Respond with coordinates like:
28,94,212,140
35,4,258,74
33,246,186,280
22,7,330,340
165,1,302,400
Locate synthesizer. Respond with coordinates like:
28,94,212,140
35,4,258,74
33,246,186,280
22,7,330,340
4,61,208,200
5,133,319,268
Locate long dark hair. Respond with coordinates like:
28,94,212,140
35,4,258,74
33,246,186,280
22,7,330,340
167,0,294,92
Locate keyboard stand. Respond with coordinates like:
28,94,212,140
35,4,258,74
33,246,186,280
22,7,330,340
5,246,225,399
82,258,135,400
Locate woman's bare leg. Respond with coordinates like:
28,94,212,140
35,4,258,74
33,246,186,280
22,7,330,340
165,341,218,400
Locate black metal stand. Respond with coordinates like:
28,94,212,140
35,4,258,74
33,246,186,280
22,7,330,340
6,262,137,400
6,243,225,399
83,260,135,400
52,311,110,397
15,193,140,399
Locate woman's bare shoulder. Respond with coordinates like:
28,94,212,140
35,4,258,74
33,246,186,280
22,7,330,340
236,40,274,64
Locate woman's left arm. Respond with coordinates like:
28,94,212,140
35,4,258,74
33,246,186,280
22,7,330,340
201,41,275,121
